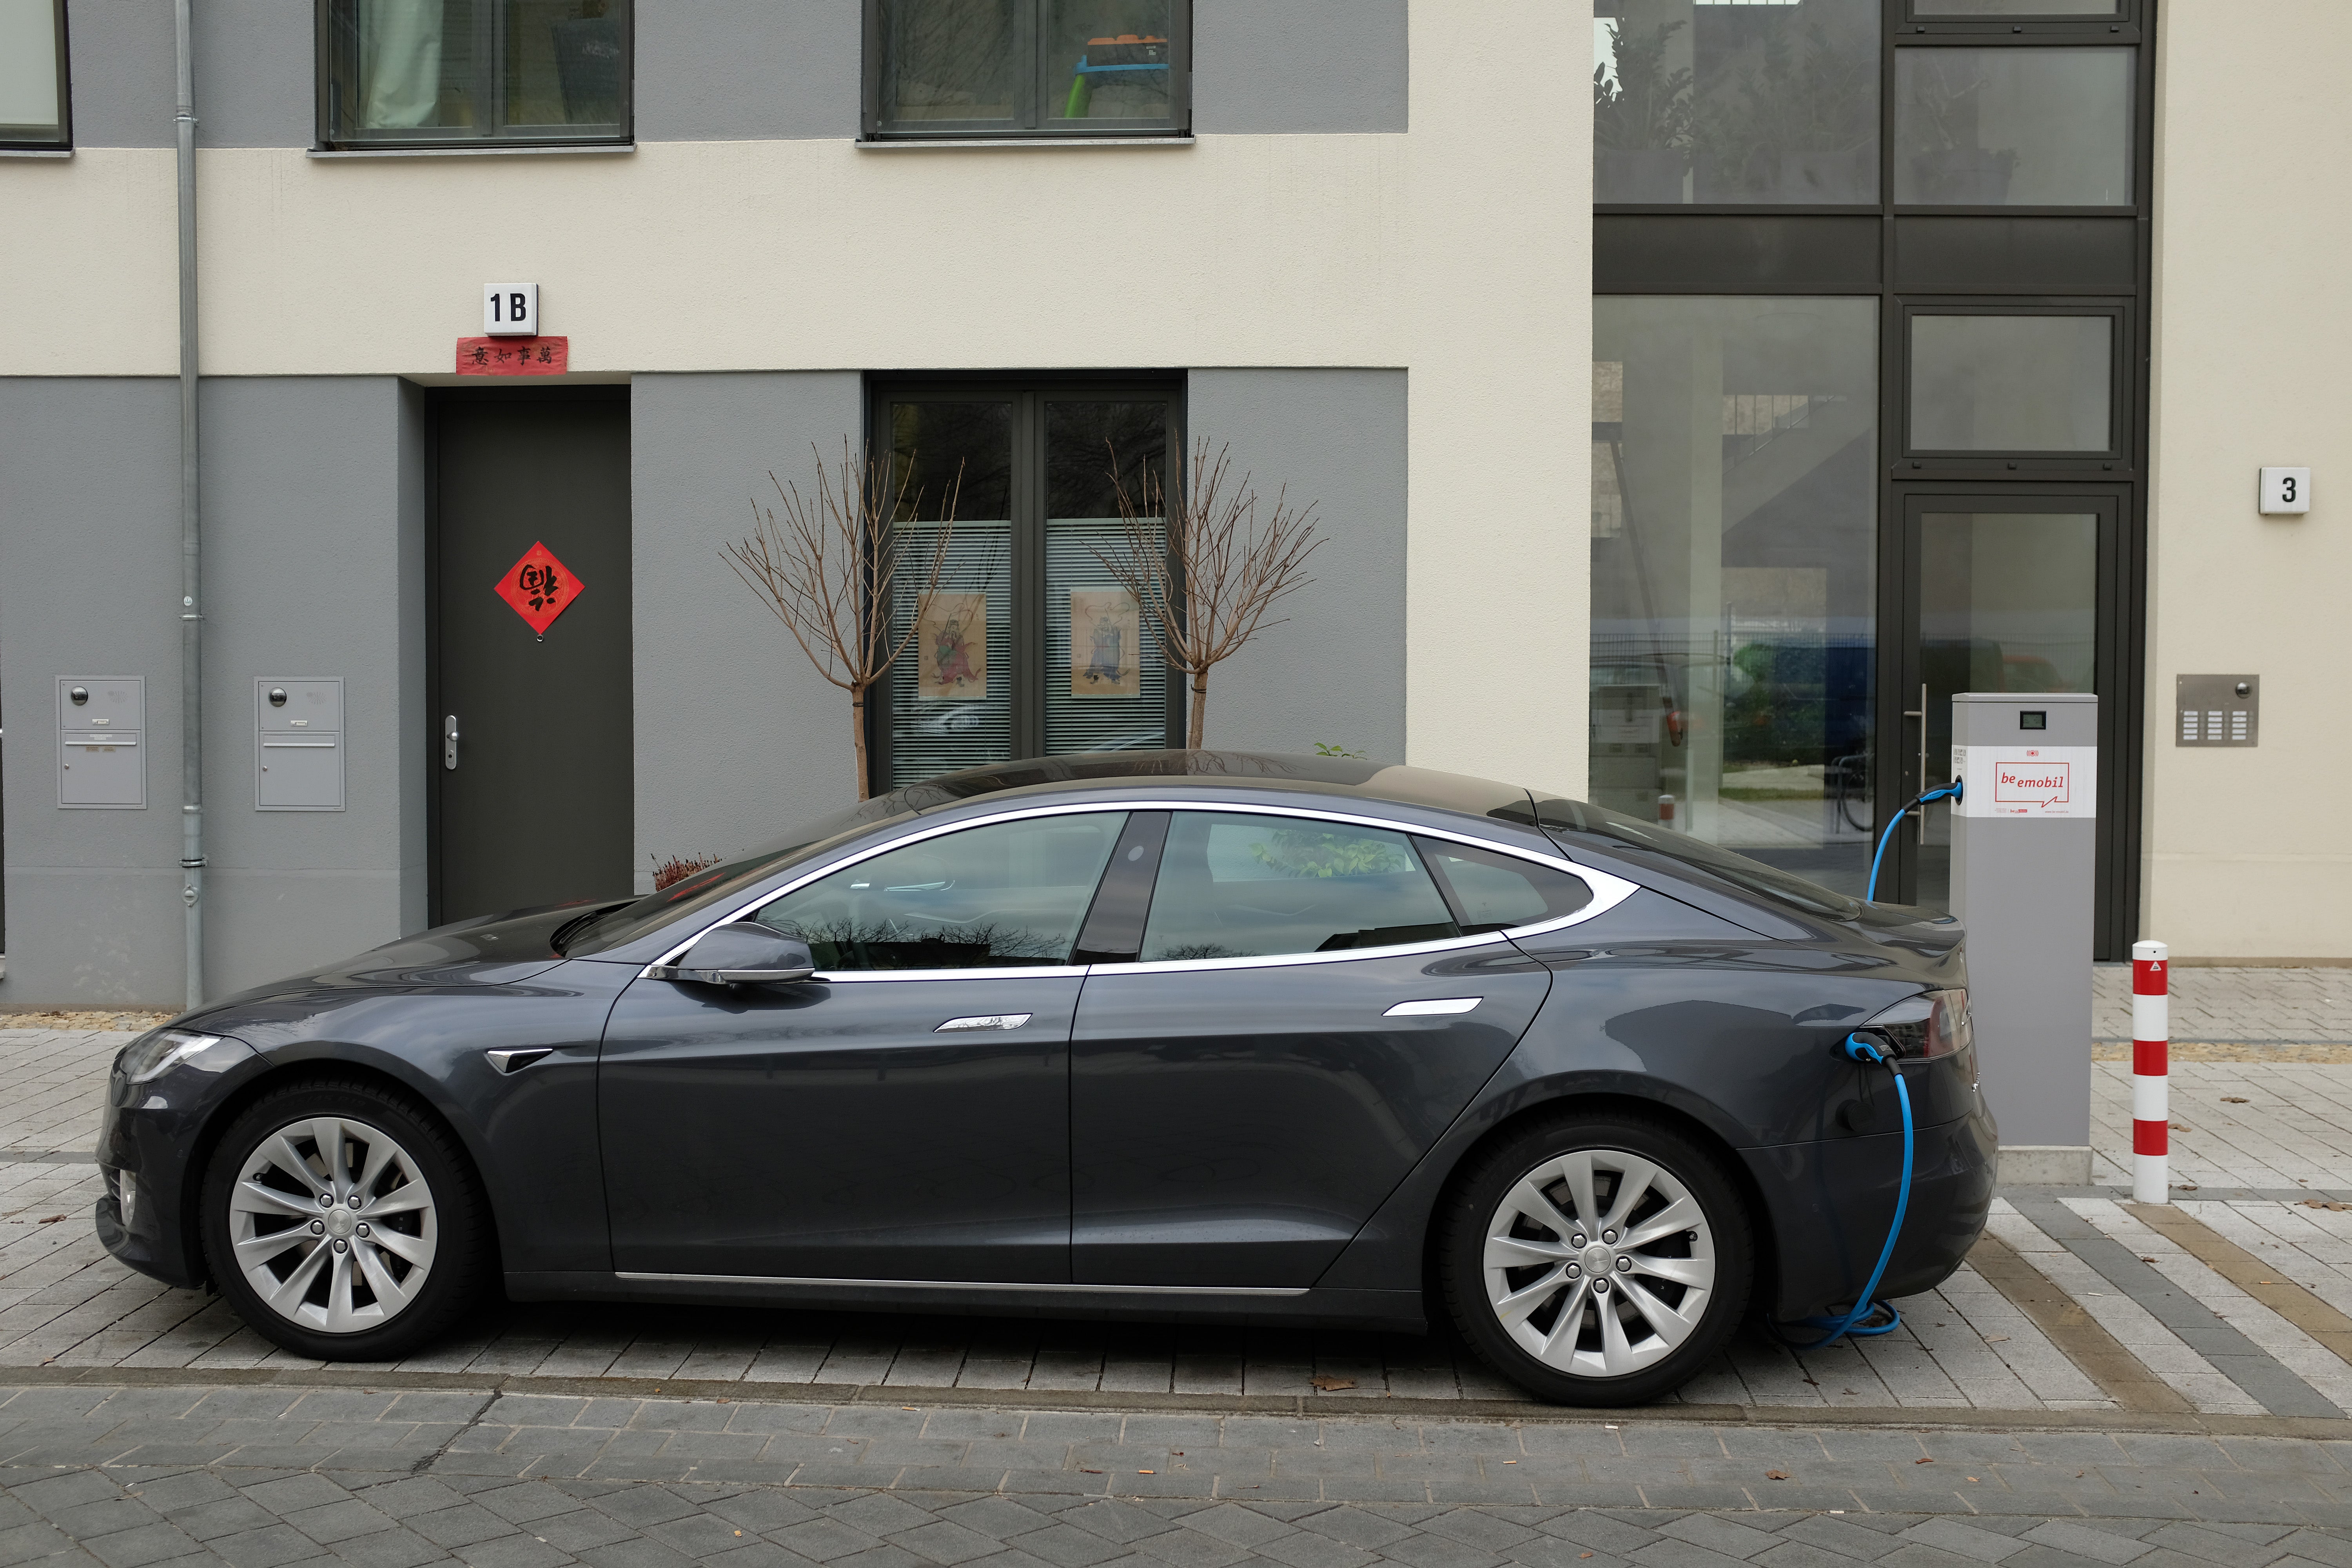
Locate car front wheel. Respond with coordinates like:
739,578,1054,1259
1440,1113,1753,1405
200,1080,486,1361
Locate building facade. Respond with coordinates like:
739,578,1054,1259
0,0,2341,1007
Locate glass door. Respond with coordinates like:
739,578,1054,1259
1877,490,2127,946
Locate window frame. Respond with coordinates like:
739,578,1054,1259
1897,298,2132,466
861,0,1192,143
867,376,1188,792
1889,35,2139,214
314,0,635,152
642,802,1641,980
0,0,71,151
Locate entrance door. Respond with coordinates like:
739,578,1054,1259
430,389,633,923
1877,491,2129,947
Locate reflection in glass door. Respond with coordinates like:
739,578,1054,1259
1884,494,2121,923
1592,297,1880,898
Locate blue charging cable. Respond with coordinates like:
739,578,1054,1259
1866,780,1964,902
1789,1031,1918,1347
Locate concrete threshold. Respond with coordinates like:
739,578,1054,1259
6,1361,2352,1441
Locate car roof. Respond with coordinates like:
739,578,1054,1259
881,750,1543,828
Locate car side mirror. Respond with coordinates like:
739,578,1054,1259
659,922,817,987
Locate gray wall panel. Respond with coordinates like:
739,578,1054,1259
64,0,176,147
1181,369,1406,762
195,0,316,147
196,377,421,995
1193,0,1408,135
631,372,866,890
65,0,313,149
637,1,859,142
0,377,187,1005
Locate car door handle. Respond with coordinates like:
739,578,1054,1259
485,1047,554,1074
1385,998,1482,1017
935,1013,1033,1032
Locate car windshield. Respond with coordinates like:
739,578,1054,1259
1529,796,1860,921
560,798,918,956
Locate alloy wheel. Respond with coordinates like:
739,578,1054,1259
227,1116,439,1336
1481,1146,1717,1379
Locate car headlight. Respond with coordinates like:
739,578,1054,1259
114,1028,238,1085
1863,989,1971,1060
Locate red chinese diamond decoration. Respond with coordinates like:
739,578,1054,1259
494,541,584,636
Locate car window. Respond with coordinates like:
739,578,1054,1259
559,795,920,955
1415,839,1593,933
1138,812,1462,962
751,813,1127,971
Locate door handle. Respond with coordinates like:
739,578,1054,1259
935,1013,1032,1032
444,714,459,771
1385,998,1482,1017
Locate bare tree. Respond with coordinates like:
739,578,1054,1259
724,441,962,799
1096,440,1322,749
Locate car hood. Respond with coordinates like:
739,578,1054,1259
185,899,626,1016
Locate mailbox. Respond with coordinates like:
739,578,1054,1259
57,678,145,808
256,678,345,811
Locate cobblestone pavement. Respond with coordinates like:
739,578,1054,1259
7,1385,2352,1568
2092,969,2352,1046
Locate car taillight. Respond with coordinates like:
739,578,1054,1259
1867,989,1970,1060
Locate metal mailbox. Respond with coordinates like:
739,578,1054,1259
256,678,345,811
56,677,145,809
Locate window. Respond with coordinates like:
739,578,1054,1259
1138,813,1462,963
868,0,1189,139
0,0,68,149
753,813,1125,971
1909,313,2115,453
1893,48,2132,206
1593,0,1879,205
319,0,630,148
1593,296,1880,895
1416,840,1593,933
875,383,1180,791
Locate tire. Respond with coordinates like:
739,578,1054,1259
1439,1112,1753,1406
200,1079,489,1362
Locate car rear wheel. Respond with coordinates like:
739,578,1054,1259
1440,1112,1753,1405
200,1080,487,1362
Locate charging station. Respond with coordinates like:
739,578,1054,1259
1950,691,2098,1186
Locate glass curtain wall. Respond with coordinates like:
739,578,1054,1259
1592,298,1878,895
1593,0,1879,205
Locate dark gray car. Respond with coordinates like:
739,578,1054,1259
96,751,1993,1406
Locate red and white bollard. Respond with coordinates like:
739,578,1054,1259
2132,938,2170,1204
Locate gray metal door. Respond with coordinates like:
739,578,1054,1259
430,390,633,924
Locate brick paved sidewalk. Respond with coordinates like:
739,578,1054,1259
2093,968,2352,1047
6,1385,2352,1568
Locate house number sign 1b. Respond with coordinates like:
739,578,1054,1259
483,283,539,338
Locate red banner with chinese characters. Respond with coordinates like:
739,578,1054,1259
455,336,569,376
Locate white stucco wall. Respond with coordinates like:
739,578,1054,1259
2144,0,2352,958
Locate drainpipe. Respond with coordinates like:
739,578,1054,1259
175,0,204,1011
